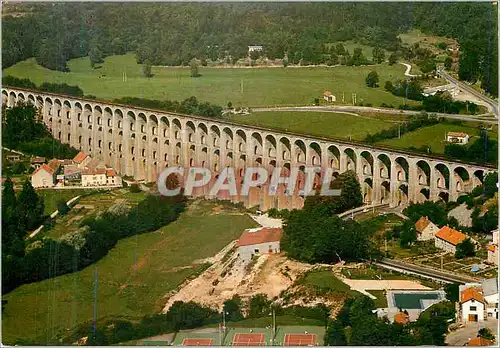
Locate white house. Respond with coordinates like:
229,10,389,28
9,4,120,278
323,91,336,102
460,286,486,322
248,45,263,53
81,167,121,187
446,132,469,144
31,159,61,188
487,244,498,265
482,278,499,320
415,216,439,241
434,226,468,253
237,227,282,262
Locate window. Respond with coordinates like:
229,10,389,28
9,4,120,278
470,306,477,311
488,313,493,317
254,249,260,254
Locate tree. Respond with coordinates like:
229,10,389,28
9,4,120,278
437,42,447,50
388,52,398,65
56,200,70,216
89,45,104,68
227,101,233,109
478,328,495,341
18,179,44,230
384,81,394,92
365,71,379,87
223,295,244,322
190,59,201,77
86,327,108,346
324,320,346,345
444,56,453,70
372,47,385,64
444,283,460,302
399,220,417,248
129,183,141,193
142,61,152,78
246,294,271,318
455,238,475,259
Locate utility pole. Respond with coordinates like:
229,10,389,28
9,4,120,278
342,92,345,103
93,266,98,338
241,79,244,94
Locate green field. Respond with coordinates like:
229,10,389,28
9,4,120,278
366,290,389,308
378,122,498,154
1,199,257,345
230,111,402,141
37,188,95,215
4,54,413,107
296,269,352,295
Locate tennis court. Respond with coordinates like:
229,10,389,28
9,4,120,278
232,333,266,346
182,338,214,346
283,333,317,346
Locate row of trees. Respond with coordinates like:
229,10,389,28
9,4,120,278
2,102,78,159
3,193,187,294
281,171,380,264
3,3,497,96
113,96,223,118
3,75,84,97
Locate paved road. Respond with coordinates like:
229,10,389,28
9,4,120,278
375,258,479,284
252,106,497,124
445,320,499,346
437,68,498,117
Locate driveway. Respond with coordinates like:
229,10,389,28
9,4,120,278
445,320,499,346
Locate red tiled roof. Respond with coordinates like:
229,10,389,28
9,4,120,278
487,244,497,253
106,169,117,177
435,226,468,246
467,337,493,346
47,159,61,171
323,91,332,96
415,216,432,232
73,151,89,164
237,227,283,247
394,312,409,325
460,287,485,304
33,164,56,175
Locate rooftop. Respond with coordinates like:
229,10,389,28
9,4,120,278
447,131,469,137
435,226,468,246
237,227,283,247
30,156,46,164
394,311,409,325
481,278,499,297
73,151,89,164
415,216,433,232
467,337,493,346
460,286,485,304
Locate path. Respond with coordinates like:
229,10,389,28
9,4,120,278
400,62,421,78
250,213,283,228
28,195,81,239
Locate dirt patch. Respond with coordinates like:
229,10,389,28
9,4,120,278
162,247,313,313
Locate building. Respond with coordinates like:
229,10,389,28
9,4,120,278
248,45,263,53
482,278,499,320
323,91,336,102
73,151,91,169
81,166,122,187
31,159,61,188
63,165,81,182
460,286,486,322
236,227,283,262
30,156,46,169
447,132,470,144
487,244,498,265
6,153,21,162
434,226,468,253
466,337,493,346
394,311,410,325
415,216,439,241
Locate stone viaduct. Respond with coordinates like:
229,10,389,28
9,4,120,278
2,87,495,210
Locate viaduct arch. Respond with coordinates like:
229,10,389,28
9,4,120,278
3,87,494,210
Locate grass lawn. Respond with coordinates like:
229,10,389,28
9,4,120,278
366,290,388,308
341,265,410,281
4,54,413,107
296,269,352,295
229,111,402,141
37,188,96,215
1,199,257,345
377,122,498,154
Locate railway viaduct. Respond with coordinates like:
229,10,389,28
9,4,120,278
2,87,495,210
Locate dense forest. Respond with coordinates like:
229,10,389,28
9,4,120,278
2,2,497,96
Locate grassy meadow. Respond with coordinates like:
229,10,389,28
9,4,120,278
2,199,257,345
229,111,403,141
4,53,412,107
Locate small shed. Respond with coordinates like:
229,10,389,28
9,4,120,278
446,132,469,144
